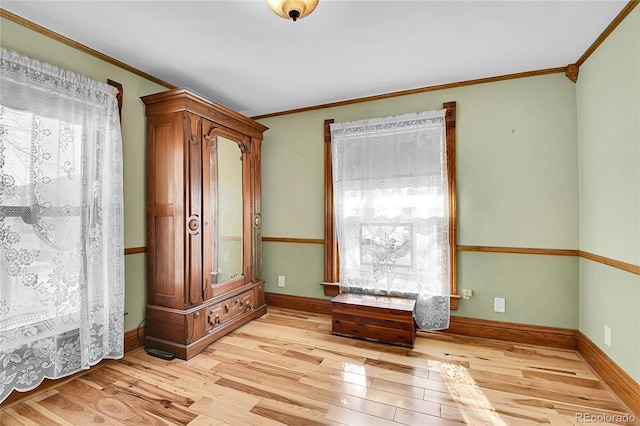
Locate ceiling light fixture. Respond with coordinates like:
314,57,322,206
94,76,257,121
267,0,319,22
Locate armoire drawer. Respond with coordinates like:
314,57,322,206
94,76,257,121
205,289,256,334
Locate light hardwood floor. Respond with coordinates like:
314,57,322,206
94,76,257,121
1,307,638,425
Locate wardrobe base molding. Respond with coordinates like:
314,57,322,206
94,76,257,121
145,281,266,360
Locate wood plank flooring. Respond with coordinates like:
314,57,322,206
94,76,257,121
1,307,638,425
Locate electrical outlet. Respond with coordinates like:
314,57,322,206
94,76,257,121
462,289,473,299
494,297,506,313
604,325,611,347
277,275,285,287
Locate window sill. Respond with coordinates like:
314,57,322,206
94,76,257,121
321,282,460,310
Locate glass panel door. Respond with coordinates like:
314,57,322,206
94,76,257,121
209,135,244,285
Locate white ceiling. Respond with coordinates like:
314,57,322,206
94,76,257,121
1,1,629,117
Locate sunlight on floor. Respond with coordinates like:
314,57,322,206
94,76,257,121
334,358,508,425
431,360,507,425
338,362,369,388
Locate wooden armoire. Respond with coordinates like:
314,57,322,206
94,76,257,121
142,88,268,360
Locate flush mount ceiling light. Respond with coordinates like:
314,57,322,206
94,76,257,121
267,0,319,21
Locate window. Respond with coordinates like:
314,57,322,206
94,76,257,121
0,48,124,403
323,102,459,310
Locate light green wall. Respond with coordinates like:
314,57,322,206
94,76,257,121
259,74,580,329
579,260,639,381
576,7,640,382
456,253,578,328
577,8,640,264
1,16,168,332
263,242,325,299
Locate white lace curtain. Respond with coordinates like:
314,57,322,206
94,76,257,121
330,110,450,330
0,48,124,403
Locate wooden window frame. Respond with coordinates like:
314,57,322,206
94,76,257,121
323,102,460,309
107,79,123,120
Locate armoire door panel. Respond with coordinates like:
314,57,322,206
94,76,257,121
153,124,177,205
154,216,177,297
186,112,203,306
200,120,217,300
251,138,263,281
241,142,252,282
147,112,185,309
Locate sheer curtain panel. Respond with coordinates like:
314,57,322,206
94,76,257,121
330,110,450,330
0,48,124,403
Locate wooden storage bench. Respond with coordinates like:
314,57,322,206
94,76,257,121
331,293,416,348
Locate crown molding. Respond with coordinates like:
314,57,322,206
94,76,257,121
252,68,565,120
